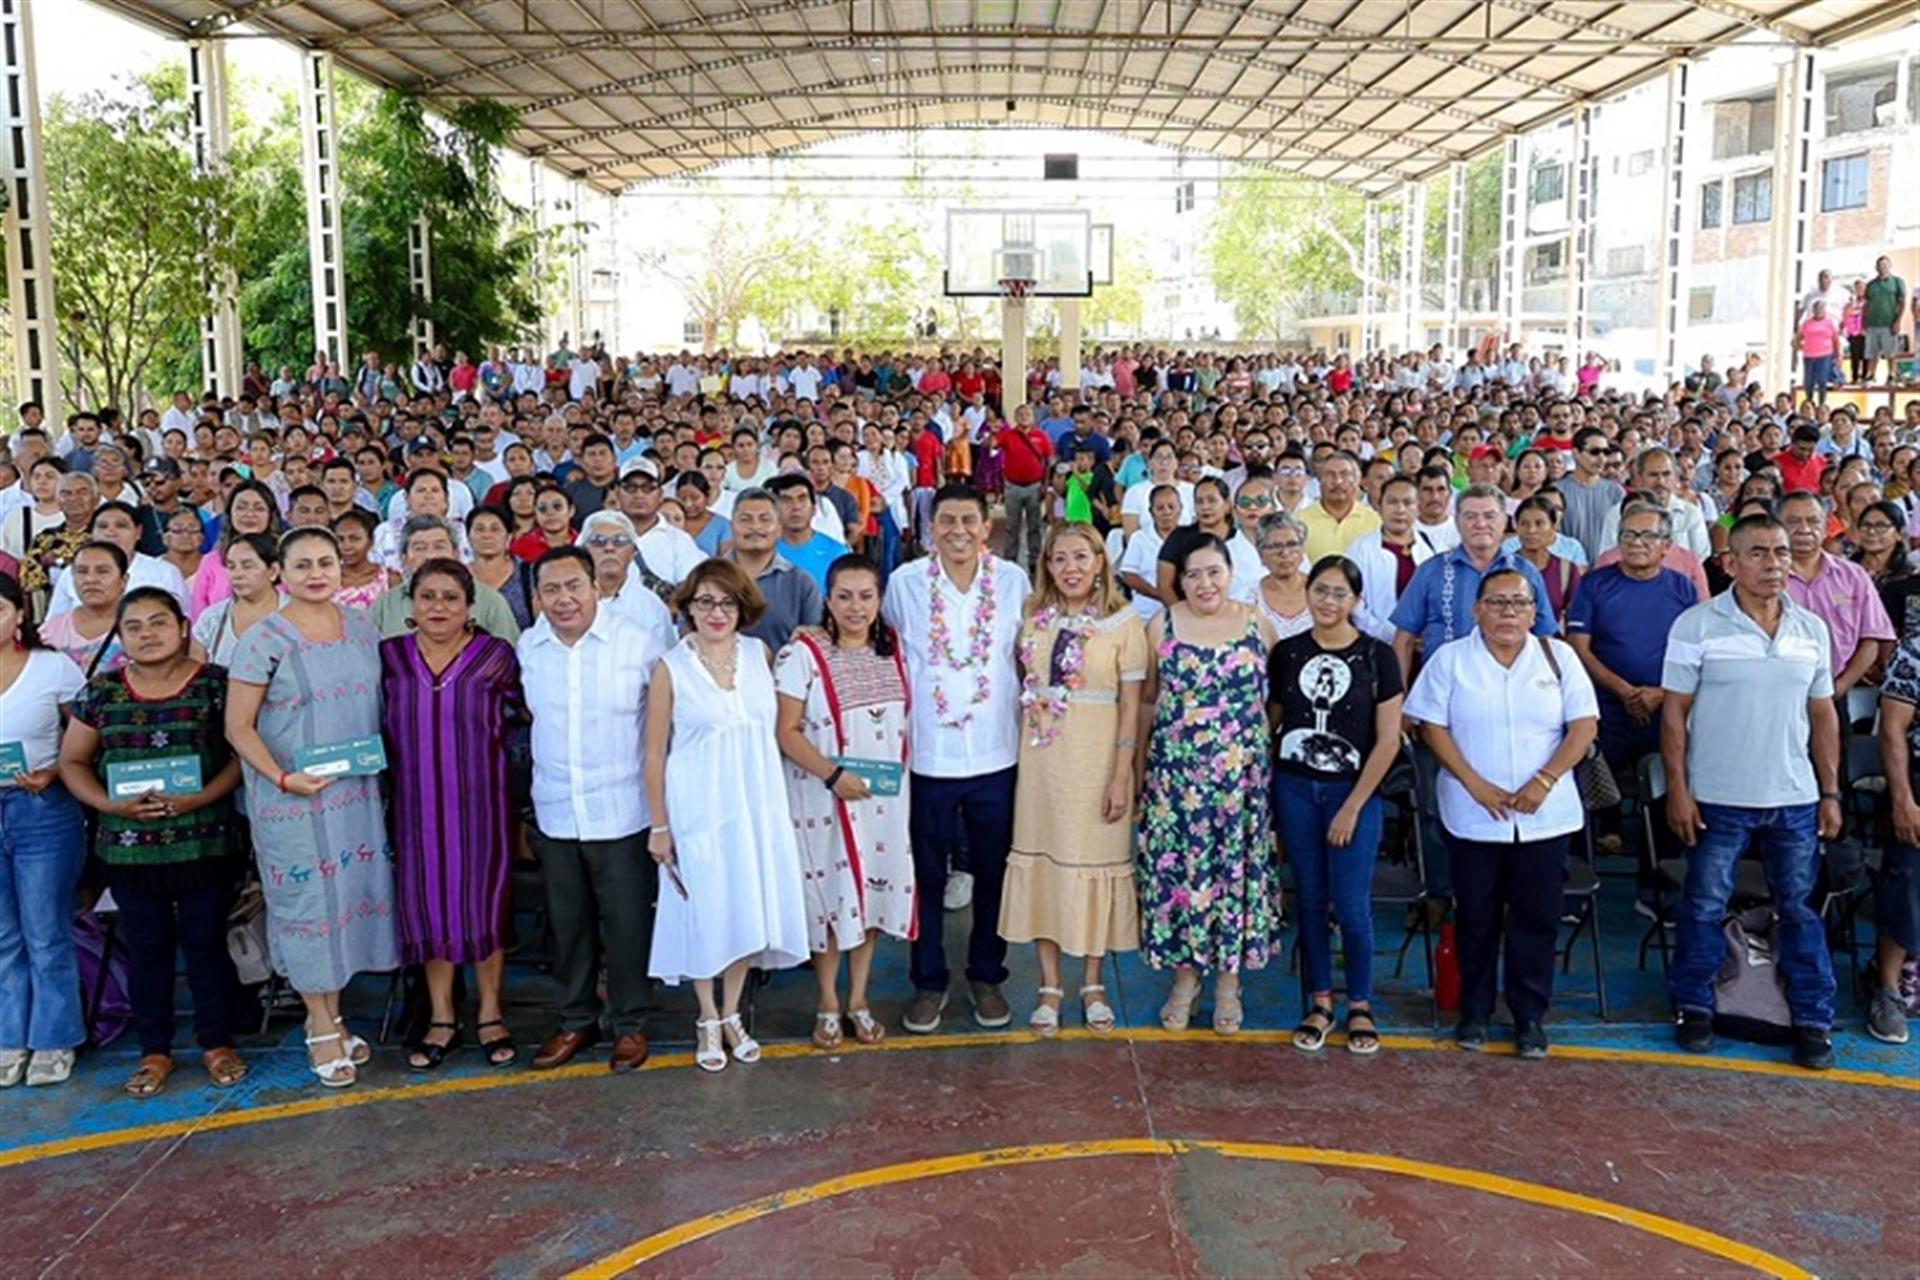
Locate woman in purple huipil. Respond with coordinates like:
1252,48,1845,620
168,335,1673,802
379,558,525,1072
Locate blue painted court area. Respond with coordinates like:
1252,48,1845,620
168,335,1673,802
5,871,1912,1158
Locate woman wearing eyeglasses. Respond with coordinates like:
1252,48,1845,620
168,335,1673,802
1269,557,1404,1054
1403,569,1598,1061
511,484,576,565
1253,510,1313,642
645,559,807,1072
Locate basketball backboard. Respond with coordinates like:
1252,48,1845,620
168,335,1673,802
1090,224,1114,287
944,208,1094,298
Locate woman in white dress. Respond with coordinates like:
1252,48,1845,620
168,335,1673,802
645,558,808,1073
774,555,913,1050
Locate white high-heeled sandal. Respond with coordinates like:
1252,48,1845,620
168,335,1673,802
721,1013,761,1063
304,1032,357,1089
1080,984,1117,1033
695,1019,727,1073
1030,986,1065,1038
334,1017,371,1066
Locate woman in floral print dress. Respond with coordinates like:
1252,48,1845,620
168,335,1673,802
1136,535,1279,1037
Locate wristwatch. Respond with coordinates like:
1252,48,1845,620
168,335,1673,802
1819,792,1842,802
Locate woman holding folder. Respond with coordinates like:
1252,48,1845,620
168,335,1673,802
225,526,399,1089
774,554,914,1050
59,587,248,1098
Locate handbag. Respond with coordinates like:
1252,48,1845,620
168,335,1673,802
1534,636,1621,811
227,882,273,986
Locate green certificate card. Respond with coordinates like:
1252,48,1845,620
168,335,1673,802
106,755,204,798
833,756,904,797
296,736,389,779
0,742,28,779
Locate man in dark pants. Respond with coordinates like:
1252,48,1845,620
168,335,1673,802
883,483,1032,1033
518,546,667,1072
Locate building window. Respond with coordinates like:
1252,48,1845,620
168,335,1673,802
1605,245,1646,276
1626,149,1655,177
1711,93,1775,160
682,318,704,346
1699,180,1724,228
1688,287,1715,322
1524,240,1565,283
1174,182,1195,214
1529,163,1565,205
1821,153,1869,211
1732,172,1771,225
1824,62,1897,136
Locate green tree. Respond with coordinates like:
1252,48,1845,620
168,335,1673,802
240,81,545,372
1085,232,1150,337
1206,170,1370,342
44,67,236,408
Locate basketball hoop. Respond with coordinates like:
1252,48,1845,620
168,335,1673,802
998,277,1035,301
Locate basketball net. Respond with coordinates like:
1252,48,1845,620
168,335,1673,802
998,277,1034,301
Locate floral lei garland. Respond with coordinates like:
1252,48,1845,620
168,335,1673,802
927,554,997,729
1017,607,1095,749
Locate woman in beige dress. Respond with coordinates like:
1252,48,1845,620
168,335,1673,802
999,524,1148,1037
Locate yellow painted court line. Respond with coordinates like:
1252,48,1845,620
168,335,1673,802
564,1137,1815,1280
1,1026,1911,1173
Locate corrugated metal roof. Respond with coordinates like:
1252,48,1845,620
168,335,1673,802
88,0,1914,193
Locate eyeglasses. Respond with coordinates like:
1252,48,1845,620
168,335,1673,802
1480,596,1536,613
1261,540,1303,554
1236,493,1276,509
1858,520,1898,533
1308,586,1354,604
584,534,635,550
1580,448,1607,457
536,501,570,514
1617,530,1669,545
687,595,740,614
1275,465,1307,477
621,478,659,492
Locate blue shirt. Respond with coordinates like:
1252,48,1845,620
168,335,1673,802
691,512,730,558
1565,565,1701,719
1500,533,1589,569
1052,429,1113,465
778,531,848,592
1390,545,1557,655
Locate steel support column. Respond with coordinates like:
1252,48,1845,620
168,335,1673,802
1360,198,1380,354
1400,181,1426,354
568,176,588,349
408,214,434,360
0,0,60,425
1500,136,1523,345
1565,104,1593,354
1444,161,1466,352
188,38,243,398
298,51,348,376
1763,47,1815,397
1654,62,1693,386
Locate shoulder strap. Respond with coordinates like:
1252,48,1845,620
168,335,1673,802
1535,634,1562,681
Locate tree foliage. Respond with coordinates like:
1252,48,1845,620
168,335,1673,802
44,67,236,408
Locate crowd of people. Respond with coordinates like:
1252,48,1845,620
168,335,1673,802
1,331,1917,1096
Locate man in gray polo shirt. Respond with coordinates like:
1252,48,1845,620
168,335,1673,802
724,486,821,652
1660,513,1841,1071
1554,426,1625,563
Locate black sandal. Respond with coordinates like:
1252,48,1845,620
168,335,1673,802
1345,1008,1381,1056
408,1021,461,1072
476,1019,517,1068
1292,1003,1335,1053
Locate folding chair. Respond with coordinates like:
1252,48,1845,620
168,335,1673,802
1372,744,1437,1021
1637,753,1772,971
1557,820,1609,1019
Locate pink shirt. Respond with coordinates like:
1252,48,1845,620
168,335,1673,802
1786,552,1894,674
1593,544,1711,603
1798,317,1840,359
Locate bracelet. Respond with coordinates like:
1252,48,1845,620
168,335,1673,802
1820,791,1842,803
824,766,846,790
1116,738,1138,751
1534,770,1557,789
278,770,290,792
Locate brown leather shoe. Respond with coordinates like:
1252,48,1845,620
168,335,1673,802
530,1028,598,1070
609,1031,651,1073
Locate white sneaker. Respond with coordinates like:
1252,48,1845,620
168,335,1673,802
0,1049,27,1088
944,871,974,912
25,1048,75,1087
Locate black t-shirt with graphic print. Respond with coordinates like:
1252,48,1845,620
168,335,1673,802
1267,631,1404,779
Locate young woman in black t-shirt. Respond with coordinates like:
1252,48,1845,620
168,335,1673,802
1266,556,1405,1055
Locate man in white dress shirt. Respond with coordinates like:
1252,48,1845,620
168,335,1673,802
611,461,705,587
882,483,1031,1035
519,545,666,1074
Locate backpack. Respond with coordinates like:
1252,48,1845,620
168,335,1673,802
1710,907,1794,1045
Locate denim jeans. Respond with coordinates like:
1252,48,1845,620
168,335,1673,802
0,785,89,1050
908,767,1015,992
1002,482,1044,574
1803,355,1835,398
1273,771,1382,1004
1668,802,1834,1030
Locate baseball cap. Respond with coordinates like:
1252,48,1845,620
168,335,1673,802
143,458,182,479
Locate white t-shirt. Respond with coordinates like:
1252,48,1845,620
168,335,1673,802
1118,526,1168,622
1121,479,1195,529
789,366,823,401
568,358,600,402
665,364,701,398
0,649,85,778
47,552,189,618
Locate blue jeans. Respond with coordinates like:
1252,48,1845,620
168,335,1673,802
1273,772,1381,1004
1669,802,1834,1030
0,785,89,1050
1804,354,1836,397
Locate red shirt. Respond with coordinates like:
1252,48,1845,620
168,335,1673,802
997,427,1054,486
919,369,952,397
912,428,944,488
954,371,986,400
1328,368,1354,394
1776,449,1826,494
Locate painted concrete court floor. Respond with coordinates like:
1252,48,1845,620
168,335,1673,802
5,886,1917,1279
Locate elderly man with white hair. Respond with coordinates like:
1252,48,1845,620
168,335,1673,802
575,509,678,652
